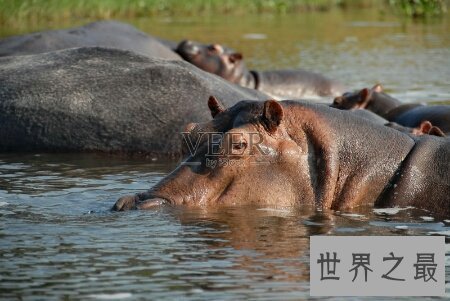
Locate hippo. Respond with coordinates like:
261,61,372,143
333,107,445,137
386,121,446,137
0,20,181,60
332,84,450,135
112,97,450,217
0,47,269,155
176,40,345,99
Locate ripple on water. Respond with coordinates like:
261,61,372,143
87,293,133,300
1,154,450,300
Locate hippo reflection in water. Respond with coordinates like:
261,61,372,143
176,40,345,99
113,97,450,217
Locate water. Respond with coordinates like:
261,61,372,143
1,153,449,300
1,8,450,301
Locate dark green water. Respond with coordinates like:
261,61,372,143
0,9,449,301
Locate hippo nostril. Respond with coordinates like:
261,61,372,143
207,44,224,54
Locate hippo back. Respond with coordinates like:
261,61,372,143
349,109,388,125
391,105,450,134
375,135,450,216
0,20,181,60
0,47,269,156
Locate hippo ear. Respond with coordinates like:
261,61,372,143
358,88,372,108
372,84,383,93
208,96,225,118
229,53,243,63
262,100,284,133
429,126,446,137
419,120,446,137
418,120,433,134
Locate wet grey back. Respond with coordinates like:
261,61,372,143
0,47,270,156
0,20,181,60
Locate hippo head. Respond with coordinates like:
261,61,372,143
113,97,319,210
332,84,383,110
176,40,247,83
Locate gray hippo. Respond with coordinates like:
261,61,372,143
0,47,269,156
176,40,345,99
332,84,450,135
0,20,181,60
113,97,450,217
386,121,446,137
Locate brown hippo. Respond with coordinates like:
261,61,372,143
112,97,450,217
332,84,450,135
176,40,345,99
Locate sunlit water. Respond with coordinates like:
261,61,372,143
1,8,449,301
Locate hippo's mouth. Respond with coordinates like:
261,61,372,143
136,194,173,209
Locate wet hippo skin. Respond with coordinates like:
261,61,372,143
347,109,388,125
176,40,345,99
332,84,450,135
0,47,270,156
0,20,181,60
113,98,449,217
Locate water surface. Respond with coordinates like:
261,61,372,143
1,153,449,300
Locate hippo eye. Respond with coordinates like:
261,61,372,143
207,44,217,52
233,141,247,150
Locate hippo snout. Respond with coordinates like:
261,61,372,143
331,96,343,108
176,40,199,56
111,194,140,211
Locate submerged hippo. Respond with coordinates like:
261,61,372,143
386,121,446,137
332,84,450,135
0,20,181,60
176,40,345,99
0,47,269,155
112,97,450,217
